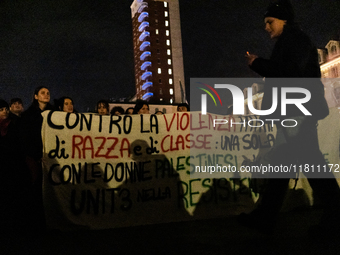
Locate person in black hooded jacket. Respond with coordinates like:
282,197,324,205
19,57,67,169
248,6,329,120
240,0,340,236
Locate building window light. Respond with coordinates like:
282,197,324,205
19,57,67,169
166,39,170,46
166,30,169,36
168,69,172,75
170,98,173,104
155,29,159,34
160,88,163,94
167,59,171,65
158,68,161,74
164,11,168,17
169,88,173,95
167,49,171,55
160,98,163,101
155,19,158,24
164,2,167,7
165,20,169,27
169,78,173,84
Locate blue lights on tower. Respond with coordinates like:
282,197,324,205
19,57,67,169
142,93,153,100
137,2,154,101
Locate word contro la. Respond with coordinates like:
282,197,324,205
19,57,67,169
46,111,160,134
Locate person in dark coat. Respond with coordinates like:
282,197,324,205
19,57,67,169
20,86,54,233
0,99,31,240
21,86,53,182
240,0,340,236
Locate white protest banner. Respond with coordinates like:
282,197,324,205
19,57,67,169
41,109,340,230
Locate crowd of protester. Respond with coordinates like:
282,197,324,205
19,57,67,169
0,86,190,238
2,0,338,249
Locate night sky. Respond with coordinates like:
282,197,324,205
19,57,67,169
1,0,339,112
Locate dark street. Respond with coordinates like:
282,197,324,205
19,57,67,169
3,207,339,255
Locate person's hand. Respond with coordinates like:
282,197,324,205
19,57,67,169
245,52,258,66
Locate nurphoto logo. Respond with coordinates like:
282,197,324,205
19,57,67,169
191,78,313,128
200,84,311,116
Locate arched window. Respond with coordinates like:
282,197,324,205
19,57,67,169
331,45,337,55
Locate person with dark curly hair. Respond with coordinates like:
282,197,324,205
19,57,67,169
125,107,134,115
133,100,150,114
110,106,125,116
96,99,109,115
56,96,75,113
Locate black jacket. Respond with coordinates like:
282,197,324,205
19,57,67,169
21,104,45,160
21,103,53,160
250,24,329,120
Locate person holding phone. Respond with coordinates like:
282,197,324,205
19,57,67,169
240,0,340,237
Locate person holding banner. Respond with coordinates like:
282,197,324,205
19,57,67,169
22,86,54,183
133,100,150,114
125,107,134,114
242,0,340,237
56,96,75,113
96,99,110,115
110,106,125,115
21,86,54,233
177,103,189,112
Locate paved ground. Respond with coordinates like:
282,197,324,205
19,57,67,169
3,208,340,255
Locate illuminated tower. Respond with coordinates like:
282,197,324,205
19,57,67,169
130,0,185,104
